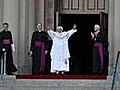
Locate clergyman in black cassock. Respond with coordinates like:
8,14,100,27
0,23,17,75
30,23,48,75
91,24,107,74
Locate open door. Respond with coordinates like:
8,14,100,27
59,14,100,74
55,13,108,75
100,12,108,32
100,12,109,74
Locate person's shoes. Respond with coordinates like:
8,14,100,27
56,71,59,74
61,72,64,74
7,73,15,75
12,72,18,75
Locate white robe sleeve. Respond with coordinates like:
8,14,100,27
66,29,77,38
47,29,55,39
11,44,15,52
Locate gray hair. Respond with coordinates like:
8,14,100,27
57,26,63,31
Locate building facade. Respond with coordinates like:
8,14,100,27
0,0,120,74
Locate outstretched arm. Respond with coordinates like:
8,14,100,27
67,24,77,38
47,26,55,39
91,31,95,39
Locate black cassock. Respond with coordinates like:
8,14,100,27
92,31,108,74
0,30,17,74
30,31,48,74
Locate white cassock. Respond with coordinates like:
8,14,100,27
48,29,77,73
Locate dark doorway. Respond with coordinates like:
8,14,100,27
59,14,108,74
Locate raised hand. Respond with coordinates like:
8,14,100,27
47,24,53,30
47,26,51,30
45,50,48,54
73,24,77,30
91,31,94,39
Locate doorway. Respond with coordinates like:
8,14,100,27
59,14,108,74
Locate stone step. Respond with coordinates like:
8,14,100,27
0,75,119,90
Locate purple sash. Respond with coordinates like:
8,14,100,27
94,42,103,69
35,41,45,72
2,39,10,45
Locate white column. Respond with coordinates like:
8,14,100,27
108,0,115,74
45,0,54,30
18,0,29,74
113,0,120,66
56,11,59,28
28,0,35,74
3,0,19,68
29,0,35,45
35,0,45,29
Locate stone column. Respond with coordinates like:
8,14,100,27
29,0,35,44
45,0,54,30
28,0,35,74
113,0,120,66
35,0,45,29
18,0,29,74
3,0,19,68
108,0,115,74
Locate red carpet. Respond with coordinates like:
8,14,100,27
16,74,107,79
